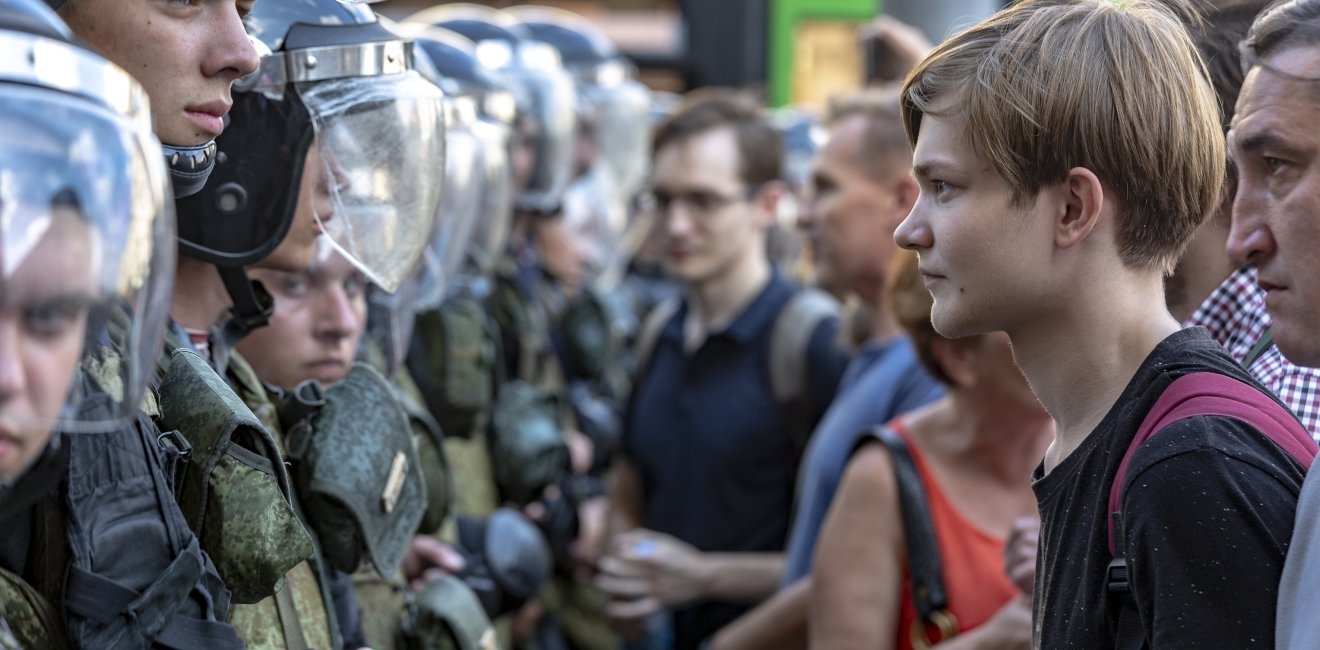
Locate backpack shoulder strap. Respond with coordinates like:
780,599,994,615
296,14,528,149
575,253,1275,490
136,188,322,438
769,288,840,450
633,297,680,386
1107,371,1317,554
856,425,958,647
1105,371,1318,650
1243,327,1275,369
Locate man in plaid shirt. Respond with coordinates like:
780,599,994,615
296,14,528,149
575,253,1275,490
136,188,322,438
1186,266,1320,439
1164,0,1320,439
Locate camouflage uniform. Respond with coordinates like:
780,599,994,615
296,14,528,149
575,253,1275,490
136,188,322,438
224,352,337,650
488,250,618,650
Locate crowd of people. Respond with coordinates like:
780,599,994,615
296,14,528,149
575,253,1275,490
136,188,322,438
2,0,1320,649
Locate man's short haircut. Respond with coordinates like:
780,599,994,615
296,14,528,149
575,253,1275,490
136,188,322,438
1241,0,1320,71
651,89,783,187
824,86,911,180
901,0,1225,274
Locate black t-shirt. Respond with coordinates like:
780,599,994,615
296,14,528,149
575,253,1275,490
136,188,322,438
1031,328,1307,649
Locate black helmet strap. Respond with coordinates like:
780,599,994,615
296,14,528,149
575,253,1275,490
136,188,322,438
218,265,274,356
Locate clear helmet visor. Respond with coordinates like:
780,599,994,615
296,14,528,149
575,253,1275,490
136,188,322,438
469,117,514,274
301,70,446,293
486,42,576,213
0,85,174,482
415,103,482,311
584,78,651,202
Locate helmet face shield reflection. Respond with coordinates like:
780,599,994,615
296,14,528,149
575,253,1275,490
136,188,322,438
582,71,651,203
470,117,514,275
301,70,447,293
415,98,482,311
0,84,174,458
477,40,576,213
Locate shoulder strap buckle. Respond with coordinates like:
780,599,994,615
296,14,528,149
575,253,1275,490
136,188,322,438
1106,556,1131,595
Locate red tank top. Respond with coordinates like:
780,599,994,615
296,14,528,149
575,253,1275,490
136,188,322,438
891,421,1020,650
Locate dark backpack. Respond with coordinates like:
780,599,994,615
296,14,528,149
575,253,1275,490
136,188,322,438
1106,371,1318,650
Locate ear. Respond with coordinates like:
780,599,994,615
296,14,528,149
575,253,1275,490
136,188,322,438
754,181,787,229
1056,167,1106,251
930,337,977,389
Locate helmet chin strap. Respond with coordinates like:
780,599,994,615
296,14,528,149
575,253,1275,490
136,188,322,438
214,266,274,374
164,141,219,198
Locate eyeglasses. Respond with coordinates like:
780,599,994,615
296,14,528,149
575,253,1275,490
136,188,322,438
638,183,765,217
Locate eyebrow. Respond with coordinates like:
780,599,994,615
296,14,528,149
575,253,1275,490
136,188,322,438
911,159,961,180
1234,129,1303,158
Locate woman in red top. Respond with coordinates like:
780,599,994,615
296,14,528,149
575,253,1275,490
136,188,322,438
810,250,1053,649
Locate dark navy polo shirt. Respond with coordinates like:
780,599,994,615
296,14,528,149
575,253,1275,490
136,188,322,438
623,270,848,648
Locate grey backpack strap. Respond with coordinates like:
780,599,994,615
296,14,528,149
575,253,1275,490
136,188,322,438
769,288,840,451
633,298,680,386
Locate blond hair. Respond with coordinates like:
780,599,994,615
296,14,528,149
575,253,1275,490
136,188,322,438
901,0,1225,273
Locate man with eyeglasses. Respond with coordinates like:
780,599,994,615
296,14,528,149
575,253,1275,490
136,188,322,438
595,91,849,650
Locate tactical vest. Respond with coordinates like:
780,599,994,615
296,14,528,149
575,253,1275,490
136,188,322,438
223,351,337,650
393,366,454,535
0,364,244,649
408,296,499,441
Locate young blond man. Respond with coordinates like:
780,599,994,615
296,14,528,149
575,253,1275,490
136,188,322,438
894,0,1310,647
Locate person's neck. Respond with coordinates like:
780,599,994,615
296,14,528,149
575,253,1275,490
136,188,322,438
1011,272,1180,474
686,249,771,337
171,256,233,333
859,277,902,343
929,387,1054,484
1168,230,1234,323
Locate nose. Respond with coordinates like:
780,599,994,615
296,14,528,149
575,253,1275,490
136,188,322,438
795,188,816,233
665,202,695,240
0,318,26,405
206,3,260,81
893,202,931,251
1226,191,1274,268
315,285,362,344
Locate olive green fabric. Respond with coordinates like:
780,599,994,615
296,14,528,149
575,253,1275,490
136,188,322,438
224,352,335,650
559,289,612,383
228,561,333,650
352,567,408,650
155,349,314,604
0,568,68,650
488,382,569,506
403,576,498,650
392,367,453,535
412,297,497,440
292,363,427,576
540,578,617,650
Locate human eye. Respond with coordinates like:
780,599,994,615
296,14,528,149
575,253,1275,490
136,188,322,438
24,299,87,340
278,275,311,298
343,273,368,298
927,179,955,199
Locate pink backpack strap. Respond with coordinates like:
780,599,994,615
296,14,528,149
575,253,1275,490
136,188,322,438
1106,372,1318,555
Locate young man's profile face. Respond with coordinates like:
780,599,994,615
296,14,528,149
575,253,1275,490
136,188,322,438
894,109,1056,339
650,127,770,285
59,0,258,147
1228,45,1320,366
0,208,98,481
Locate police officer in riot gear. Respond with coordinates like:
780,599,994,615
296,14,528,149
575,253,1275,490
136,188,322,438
175,2,449,647
0,1,236,647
